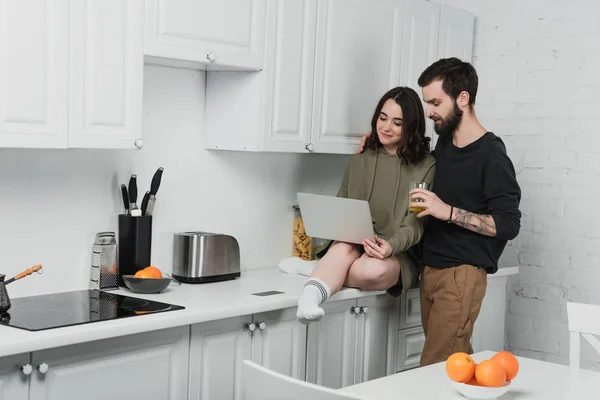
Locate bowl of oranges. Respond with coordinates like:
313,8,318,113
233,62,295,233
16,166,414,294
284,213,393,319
446,351,519,399
122,266,172,294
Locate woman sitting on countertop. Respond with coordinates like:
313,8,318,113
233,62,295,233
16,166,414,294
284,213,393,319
295,86,436,324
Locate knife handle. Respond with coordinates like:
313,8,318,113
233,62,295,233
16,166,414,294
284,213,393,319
120,184,130,215
141,191,150,216
150,167,164,195
128,174,138,209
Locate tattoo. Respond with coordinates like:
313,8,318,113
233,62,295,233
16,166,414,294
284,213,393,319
451,208,497,237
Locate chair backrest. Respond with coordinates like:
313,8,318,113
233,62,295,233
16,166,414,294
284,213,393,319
242,360,367,400
567,301,600,369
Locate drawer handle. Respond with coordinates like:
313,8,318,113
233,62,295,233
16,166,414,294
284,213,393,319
245,322,256,332
20,364,33,376
350,306,361,314
37,363,49,374
360,306,368,314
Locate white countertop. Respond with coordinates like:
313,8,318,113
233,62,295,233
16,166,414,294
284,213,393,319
0,266,518,358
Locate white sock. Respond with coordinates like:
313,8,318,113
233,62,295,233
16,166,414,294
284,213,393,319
296,278,331,324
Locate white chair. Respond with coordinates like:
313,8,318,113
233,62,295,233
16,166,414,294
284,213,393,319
567,301,600,369
242,360,367,400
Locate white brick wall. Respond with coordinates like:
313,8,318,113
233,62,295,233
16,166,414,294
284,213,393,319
436,0,600,370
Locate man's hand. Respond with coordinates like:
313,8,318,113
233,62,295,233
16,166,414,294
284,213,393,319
409,188,452,221
357,131,371,153
362,235,392,259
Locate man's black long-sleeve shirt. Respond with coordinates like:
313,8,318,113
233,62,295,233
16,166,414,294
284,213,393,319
422,132,522,273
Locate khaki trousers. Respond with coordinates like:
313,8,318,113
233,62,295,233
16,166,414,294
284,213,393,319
419,264,487,367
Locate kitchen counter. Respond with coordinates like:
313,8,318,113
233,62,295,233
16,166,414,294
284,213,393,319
0,266,519,358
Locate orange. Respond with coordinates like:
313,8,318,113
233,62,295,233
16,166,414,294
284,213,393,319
491,351,519,381
475,359,506,387
446,352,476,383
143,266,162,278
465,376,481,386
134,269,154,279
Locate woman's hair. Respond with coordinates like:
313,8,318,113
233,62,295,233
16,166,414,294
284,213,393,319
364,86,430,164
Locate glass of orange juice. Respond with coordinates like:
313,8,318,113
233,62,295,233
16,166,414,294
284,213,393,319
409,182,431,213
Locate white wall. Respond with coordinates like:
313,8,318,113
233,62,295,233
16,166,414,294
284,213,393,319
0,65,346,298
433,0,600,369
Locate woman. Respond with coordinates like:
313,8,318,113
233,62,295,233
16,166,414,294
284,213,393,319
296,86,436,324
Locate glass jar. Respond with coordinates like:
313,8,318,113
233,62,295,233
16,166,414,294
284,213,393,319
292,205,329,260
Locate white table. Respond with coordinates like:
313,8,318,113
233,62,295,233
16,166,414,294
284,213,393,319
340,351,600,399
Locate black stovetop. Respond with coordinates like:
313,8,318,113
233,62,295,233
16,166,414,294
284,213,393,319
0,290,184,331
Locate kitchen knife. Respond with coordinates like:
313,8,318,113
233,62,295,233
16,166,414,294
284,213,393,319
141,191,150,216
128,174,138,211
145,167,164,216
120,184,130,215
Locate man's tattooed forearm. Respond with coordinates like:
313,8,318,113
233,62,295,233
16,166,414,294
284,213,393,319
451,208,497,237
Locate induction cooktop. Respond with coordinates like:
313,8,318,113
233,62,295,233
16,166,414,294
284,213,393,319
0,290,184,331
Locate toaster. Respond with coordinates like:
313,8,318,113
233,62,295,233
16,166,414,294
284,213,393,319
172,232,240,283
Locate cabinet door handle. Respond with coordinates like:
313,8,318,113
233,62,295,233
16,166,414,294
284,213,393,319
257,321,266,331
37,363,49,375
206,52,217,62
245,322,256,332
350,305,361,315
20,364,33,376
360,306,368,314
134,139,144,149
305,143,314,152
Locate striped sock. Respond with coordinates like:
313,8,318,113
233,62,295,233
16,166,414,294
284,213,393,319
296,278,331,324
304,278,331,303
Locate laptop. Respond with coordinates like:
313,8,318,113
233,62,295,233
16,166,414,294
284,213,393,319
296,192,375,244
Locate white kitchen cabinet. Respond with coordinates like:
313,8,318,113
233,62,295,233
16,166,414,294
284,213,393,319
68,0,145,149
251,307,307,381
205,0,474,155
309,0,404,154
189,316,252,400
399,0,474,149
144,0,267,71
0,353,30,400
28,326,189,400
0,0,145,149
205,0,318,152
306,295,394,389
0,0,69,149
472,275,508,353
437,5,474,61
189,308,308,400
355,295,395,383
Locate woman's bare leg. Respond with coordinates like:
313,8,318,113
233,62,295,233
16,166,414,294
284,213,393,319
296,241,361,324
344,253,401,291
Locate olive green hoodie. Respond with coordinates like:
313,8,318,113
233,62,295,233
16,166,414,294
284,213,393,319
337,147,436,256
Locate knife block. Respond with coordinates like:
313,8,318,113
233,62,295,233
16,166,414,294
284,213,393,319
118,214,152,287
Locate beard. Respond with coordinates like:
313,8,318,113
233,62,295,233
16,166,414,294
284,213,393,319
432,101,463,136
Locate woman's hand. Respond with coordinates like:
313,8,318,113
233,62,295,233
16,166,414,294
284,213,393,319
409,188,452,221
362,236,392,259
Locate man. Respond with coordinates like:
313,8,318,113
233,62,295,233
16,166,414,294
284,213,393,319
359,57,521,366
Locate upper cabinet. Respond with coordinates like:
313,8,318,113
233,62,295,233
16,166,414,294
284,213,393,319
144,0,267,71
0,0,145,149
68,0,145,149
0,0,69,149
205,0,475,155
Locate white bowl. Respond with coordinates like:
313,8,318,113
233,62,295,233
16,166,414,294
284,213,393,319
451,380,510,399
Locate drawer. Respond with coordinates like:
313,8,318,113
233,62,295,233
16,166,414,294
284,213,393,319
396,326,425,371
399,288,421,329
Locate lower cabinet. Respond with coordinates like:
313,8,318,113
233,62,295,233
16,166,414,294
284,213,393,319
0,326,190,400
305,295,395,389
0,354,30,400
188,307,307,400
